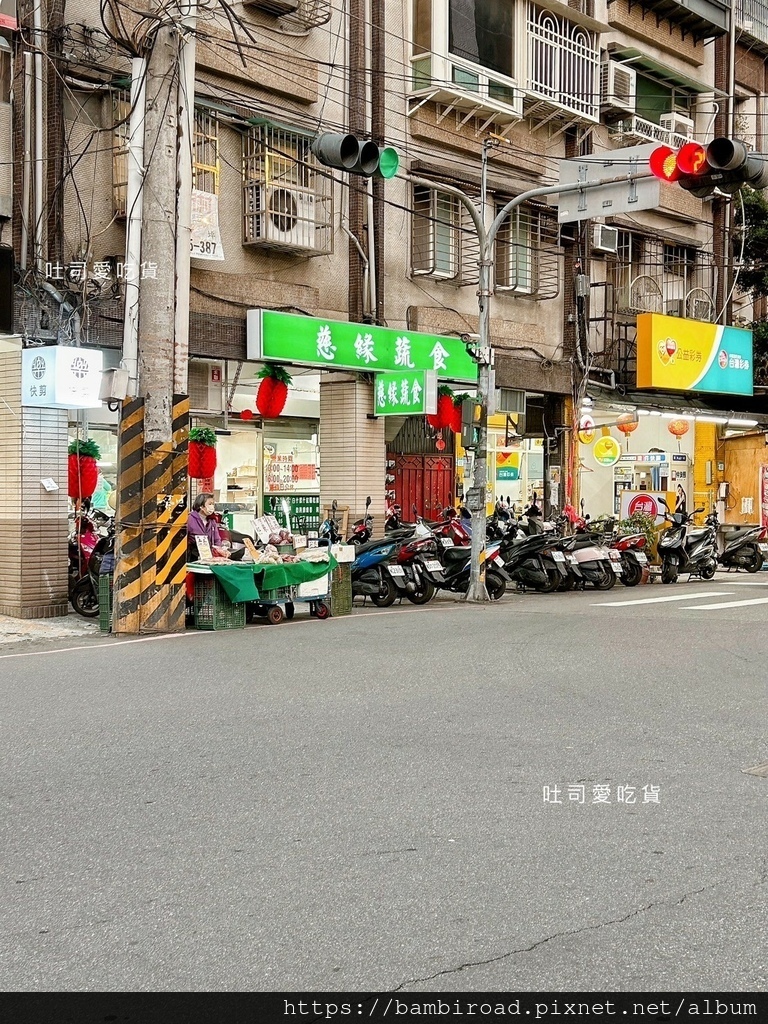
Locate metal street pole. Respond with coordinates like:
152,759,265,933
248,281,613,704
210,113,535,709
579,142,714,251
408,168,654,602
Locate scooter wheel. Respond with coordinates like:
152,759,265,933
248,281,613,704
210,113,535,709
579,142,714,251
591,564,617,590
558,574,575,592
406,581,435,605
661,558,678,584
71,578,99,618
370,575,397,608
700,560,717,581
744,545,763,574
620,561,643,587
533,569,562,594
486,570,507,601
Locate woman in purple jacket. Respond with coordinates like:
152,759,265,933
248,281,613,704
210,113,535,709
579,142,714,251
187,492,223,558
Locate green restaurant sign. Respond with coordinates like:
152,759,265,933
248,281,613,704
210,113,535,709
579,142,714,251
374,370,437,416
246,309,479,383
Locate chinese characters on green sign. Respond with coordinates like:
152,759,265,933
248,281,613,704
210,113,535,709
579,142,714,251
246,309,479,383
373,370,437,416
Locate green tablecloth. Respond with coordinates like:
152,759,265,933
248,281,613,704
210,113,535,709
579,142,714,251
188,557,337,604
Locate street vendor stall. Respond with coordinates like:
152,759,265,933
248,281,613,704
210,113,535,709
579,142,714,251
187,555,337,628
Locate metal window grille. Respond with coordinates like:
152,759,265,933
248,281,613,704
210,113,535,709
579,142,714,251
193,110,219,195
412,185,481,282
112,91,130,219
241,124,332,254
495,203,559,299
527,4,599,119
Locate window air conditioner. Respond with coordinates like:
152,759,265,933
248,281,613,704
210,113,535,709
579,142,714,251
600,59,636,114
244,0,299,14
660,111,695,138
593,224,619,255
248,185,317,251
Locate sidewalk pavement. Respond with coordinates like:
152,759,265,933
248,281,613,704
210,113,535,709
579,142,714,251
0,611,100,647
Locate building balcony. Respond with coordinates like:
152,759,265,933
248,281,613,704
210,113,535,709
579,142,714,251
524,3,601,126
616,0,728,39
607,114,694,150
735,0,768,54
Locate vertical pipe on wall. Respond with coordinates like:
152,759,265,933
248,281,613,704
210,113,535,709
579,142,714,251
32,0,44,272
20,52,31,272
174,0,197,396
122,56,147,396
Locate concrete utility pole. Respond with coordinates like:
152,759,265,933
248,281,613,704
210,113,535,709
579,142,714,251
409,168,654,602
112,6,195,634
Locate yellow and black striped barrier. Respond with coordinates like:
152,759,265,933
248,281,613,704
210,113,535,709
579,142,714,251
112,395,189,634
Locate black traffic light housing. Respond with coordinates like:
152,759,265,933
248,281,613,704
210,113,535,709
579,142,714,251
311,132,399,179
649,137,768,199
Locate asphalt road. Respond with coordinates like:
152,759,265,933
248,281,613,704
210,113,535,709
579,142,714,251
2,574,767,993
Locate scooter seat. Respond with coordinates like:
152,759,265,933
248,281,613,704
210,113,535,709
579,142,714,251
443,546,470,564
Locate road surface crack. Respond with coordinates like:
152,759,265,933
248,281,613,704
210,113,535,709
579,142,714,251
392,883,718,991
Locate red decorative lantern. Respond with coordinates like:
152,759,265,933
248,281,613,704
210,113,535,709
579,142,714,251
616,413,639,450
426,386,456,431
188,427,217,479
256,364,293,418
67,439,101,500
240,409,254,421
449,393,469,434
667,417,690,451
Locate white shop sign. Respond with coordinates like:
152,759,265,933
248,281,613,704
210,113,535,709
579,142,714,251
21,346,103,409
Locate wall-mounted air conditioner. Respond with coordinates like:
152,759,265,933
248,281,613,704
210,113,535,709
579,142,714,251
244,0,299,15
245,184,317,251
593,224,619,255
600,59,636,114
660,111,695,138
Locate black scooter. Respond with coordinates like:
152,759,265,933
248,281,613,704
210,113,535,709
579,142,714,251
657,498,717,584
706,508,765,573
71,518,116,618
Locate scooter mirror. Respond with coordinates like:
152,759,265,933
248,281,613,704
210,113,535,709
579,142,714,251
694,507,704,514
658,497,669,508
365,496,371,507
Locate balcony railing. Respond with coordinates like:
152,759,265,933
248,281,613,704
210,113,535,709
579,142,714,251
526,4,600,121
735,0,768,49
608,114,694,150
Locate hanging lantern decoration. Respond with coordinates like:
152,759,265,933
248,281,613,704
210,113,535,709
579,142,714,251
256,364,293,418
616,413,639,450
667,417,690,451
426,385,455,431
450,393,469,435
240,409,254,421
67,439,101,500
188,426,218,479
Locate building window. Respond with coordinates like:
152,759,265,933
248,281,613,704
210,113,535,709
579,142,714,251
449,0,514,80
242,124,332,254
412,185,461,279
495,203,559,298
663,244,696,277
193,110,219,195
112,91,130,219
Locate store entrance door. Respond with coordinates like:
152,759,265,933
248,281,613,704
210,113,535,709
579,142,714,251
391,454,454,518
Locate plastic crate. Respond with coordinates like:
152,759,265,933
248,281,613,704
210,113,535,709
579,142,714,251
98,573,113,634
330,563,353,617
259,584,294,604
193,575,246,630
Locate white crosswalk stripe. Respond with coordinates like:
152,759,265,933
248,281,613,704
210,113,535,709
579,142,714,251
592,591,728,608
682,596,768,611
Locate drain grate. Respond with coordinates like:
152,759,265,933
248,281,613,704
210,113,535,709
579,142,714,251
741,761,768,778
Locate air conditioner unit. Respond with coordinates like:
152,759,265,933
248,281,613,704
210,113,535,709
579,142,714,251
593,224,619,255
660,111,695,138
244,0,299,15
666,299,685,318
249,185,317,251
600,59,636,114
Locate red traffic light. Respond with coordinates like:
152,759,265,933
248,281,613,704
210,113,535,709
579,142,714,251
649,145,681,183
676,142,707,175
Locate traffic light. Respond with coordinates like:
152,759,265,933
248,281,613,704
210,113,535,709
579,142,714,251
311,132,399,178
649,137,768,198
461,399,483,450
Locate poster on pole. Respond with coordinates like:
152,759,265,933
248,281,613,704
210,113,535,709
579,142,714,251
191,189,225,261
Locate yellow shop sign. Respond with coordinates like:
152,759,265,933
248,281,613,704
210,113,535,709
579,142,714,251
636,314,753,396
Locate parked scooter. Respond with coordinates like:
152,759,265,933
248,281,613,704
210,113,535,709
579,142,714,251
318,499,343,546
658,498,717,583
705,507,766,573
348,495,374,546
351,534,410,606
70,516,116,618
558,513,620,590
612,531,650,587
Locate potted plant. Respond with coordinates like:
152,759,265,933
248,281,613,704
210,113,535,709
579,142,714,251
67,439,101,500
188,426,218,479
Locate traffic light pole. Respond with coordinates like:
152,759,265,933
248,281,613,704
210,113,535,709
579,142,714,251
408,168,654,602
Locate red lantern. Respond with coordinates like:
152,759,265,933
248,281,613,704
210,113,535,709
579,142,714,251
189,441,217,479
436,392,454,428
667,417,690,451
426,411,442,430
67,439,101,499
67,454,98,499
256,364,292,418
240,409,254,421
616,413,639,450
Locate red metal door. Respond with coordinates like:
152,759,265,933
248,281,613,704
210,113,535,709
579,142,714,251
393,455,454,518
